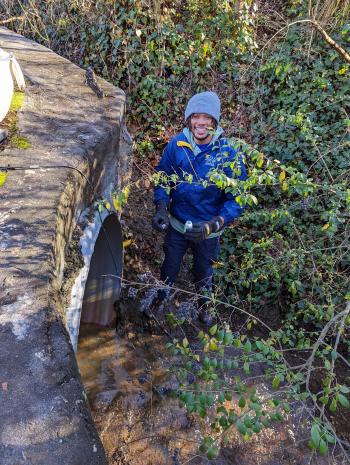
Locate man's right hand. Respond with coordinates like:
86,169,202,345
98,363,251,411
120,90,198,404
152,200,169,232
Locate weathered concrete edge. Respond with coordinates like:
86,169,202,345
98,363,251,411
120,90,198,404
0,27,131,465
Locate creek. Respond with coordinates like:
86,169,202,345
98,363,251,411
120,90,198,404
75,290,332,465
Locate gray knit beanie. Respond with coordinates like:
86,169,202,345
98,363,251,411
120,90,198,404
185,91,221,123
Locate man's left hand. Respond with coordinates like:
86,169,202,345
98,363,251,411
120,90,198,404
184,216,224,242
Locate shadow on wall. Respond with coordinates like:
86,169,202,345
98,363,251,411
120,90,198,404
81,214,122,326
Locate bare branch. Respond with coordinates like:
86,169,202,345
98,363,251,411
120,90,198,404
0,16,23,25
310,19,350,64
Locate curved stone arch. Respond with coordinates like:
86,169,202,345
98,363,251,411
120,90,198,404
67,212,123,351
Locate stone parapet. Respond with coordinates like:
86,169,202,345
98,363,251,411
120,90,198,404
0,27,130,465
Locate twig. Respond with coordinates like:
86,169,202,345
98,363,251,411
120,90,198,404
0,16,23,24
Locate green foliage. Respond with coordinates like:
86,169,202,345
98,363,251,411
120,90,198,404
216,24,350,331
5,1,350,461
248,25,350,176
167,311,349,459
5,0,256,146
167,324,290,455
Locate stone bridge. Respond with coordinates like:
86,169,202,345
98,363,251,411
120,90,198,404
0,28,131,465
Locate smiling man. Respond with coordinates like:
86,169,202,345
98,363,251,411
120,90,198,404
152,91,247,324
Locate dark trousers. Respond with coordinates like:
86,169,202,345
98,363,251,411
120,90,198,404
160,225,220,292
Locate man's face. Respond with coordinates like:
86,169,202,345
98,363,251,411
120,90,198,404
189,113,215,144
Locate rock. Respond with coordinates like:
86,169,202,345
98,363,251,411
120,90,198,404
154,375,180,397
0,128,8,142
93,389,118,409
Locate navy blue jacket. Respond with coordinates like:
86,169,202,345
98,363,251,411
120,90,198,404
154,130,247,225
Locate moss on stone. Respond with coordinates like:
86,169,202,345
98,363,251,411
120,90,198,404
1,91,25,138
10,91,25,112
11,134,31,149
4,91,31,149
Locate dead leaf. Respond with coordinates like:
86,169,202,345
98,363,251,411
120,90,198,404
123,239,134,249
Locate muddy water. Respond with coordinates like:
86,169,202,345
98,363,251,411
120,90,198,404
77,324,166,409
77,323,198,465
76,321,336,465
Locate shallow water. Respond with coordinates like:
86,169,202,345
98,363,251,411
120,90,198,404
76,322,195,465
76,321,337,465
77,323,167,410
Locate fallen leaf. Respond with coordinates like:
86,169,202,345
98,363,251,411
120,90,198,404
123,239,134,249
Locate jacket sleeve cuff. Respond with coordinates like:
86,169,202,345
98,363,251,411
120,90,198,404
154,188,170,206
219,205,244,225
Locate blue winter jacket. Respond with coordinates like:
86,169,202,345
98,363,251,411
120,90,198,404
154,128,247,226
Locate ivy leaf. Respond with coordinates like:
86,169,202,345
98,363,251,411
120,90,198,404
319,438,328,456
256,153,264,168
207,445,219,460
219,415,228,428
209,324,218,336
223,331,233,345
243,361,250,374
218,392,225,404
329,398,337,412
311,424,321,447
237,419,247,435
250,194,258,205
272,376,280,390
338,393,350,408
243,341,252,352
279,170,286,182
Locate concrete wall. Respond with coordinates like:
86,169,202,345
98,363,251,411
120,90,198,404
0,28,131,465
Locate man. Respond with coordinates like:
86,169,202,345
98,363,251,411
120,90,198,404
152,91,247,324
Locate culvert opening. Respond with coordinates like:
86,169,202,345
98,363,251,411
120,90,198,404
80,213,123,327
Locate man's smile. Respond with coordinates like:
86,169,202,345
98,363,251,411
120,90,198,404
193,126,209,138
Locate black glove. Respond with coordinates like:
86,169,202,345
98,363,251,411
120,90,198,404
152,200,169,232
184,216,224,242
